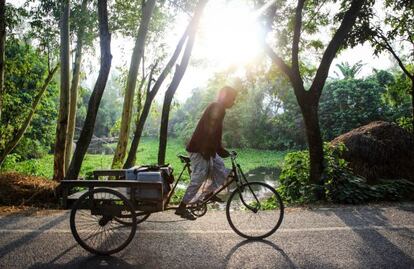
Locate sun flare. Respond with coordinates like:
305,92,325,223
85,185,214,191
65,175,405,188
197,2,265,70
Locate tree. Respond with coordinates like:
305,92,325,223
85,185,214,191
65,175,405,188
66,0,112,180
157,0,208,165
124,18,191,168
0,65,58,166
359,0,414,133
0,0,5,121
0,41,59,166
65,0,92,171
53,0,70,180
334,61,364,80
263,0,367,186
319,76,390,140
111,0,156,169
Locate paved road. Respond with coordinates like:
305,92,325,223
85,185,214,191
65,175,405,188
0,204,413,269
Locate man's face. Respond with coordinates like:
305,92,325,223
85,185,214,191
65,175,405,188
224,94,236,108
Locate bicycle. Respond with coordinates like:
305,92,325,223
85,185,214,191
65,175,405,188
178,151,284,239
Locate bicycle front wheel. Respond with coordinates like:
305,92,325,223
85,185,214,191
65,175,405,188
226,182,284,239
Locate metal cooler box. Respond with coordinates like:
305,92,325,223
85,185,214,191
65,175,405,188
125,167,171,211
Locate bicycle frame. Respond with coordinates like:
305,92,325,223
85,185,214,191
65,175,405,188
165,153,261,210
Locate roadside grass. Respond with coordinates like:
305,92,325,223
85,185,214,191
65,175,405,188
1,137,288,183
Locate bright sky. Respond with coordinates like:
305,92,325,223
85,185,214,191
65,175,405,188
12,0,395,101
172,0,394,101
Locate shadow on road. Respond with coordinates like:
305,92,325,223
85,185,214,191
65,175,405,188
224,239,297,268
333,206,414,268
28,255,139,269
0,214,67,259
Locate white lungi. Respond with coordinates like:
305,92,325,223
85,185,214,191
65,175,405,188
182,152,230,204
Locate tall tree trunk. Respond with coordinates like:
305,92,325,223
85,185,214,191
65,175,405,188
0,66,59,167
53,0,71,181
65,0,88,172
111,0,156,169
411,79,414,134
158,0,208,165
65,0,112,180
299,100,324,185
124,26,190,168
0,0,6,121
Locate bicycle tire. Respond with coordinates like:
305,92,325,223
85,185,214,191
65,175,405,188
226,181,284,239
70,188,137,255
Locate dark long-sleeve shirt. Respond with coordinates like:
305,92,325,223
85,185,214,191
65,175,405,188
186,102,228,159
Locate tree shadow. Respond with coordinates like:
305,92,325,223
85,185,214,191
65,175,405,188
332,206,414,268
28,255,142,269
0,213,67,259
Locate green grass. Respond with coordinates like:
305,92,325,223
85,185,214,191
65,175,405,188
1,137,288,181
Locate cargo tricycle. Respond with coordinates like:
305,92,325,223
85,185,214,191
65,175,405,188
60,151,284,255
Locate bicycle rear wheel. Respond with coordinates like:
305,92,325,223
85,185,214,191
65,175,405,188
226,182,284,239
70,188,137,255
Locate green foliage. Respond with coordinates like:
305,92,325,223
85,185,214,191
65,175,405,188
396,117,413,133
322,144,378,204
170,69,306,150
277,149,318,204
3,137,287,181
278,143,414,204
169,188,186,205
0,41,58,160
319,75,390,140
334,61,364,80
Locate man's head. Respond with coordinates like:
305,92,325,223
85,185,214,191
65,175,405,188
217,86,237,108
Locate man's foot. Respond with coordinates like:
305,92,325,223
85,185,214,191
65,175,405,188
175,207,197,220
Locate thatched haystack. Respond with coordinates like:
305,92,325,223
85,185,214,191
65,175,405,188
331,121,414,183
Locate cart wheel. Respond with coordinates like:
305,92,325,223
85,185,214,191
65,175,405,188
70,188,137,255
114,211,151,226
191,203,207,217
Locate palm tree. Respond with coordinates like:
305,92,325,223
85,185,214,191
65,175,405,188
334,61,364,79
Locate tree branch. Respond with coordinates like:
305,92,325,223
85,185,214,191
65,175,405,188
310,0,364,97
292,0,305,74
264,42,293,79
378,32,414,80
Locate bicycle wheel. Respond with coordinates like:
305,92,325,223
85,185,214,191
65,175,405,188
70,188,137,255
226,182,284,239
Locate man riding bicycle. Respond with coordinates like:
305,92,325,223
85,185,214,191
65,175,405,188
175,86,238,220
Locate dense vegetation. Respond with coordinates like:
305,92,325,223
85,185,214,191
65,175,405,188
0,0,413,206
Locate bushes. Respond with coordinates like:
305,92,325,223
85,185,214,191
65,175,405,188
278,143,414,204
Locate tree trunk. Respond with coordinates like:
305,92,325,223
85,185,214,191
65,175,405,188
157,0,208,165
0,66,59,167
411,79,414,135
65,0,112,180
299,100,324,185
0,0,5,121
124,26,190,168
111,0,156,169
53,0,71,181
65,0,88,172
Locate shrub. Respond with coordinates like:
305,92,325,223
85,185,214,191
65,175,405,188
278,150,319,204
278,143,414,204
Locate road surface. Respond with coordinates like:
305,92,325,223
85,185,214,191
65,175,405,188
0,203,413,268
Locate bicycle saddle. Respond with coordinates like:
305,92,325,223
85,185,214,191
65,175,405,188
177,155,190,163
